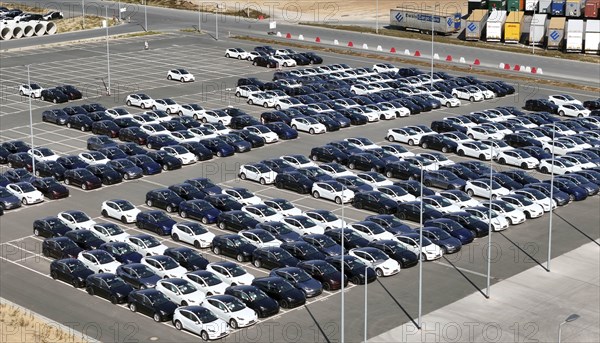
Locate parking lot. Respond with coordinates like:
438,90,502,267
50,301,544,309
1,31,599,342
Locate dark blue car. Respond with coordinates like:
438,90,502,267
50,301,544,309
422,227,463,254
527,182,572,206
424,218,475,245
199,138,235,157
265,122,298,140
100,242,143,264
128,155,162,175
136,210,177,235
178,199,221,224
364,214,412,235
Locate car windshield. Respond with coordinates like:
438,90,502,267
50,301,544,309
104,275,127,288
103,224,123,235
236,189,254,199
181,249,204,261
187,224,208,235
289,270,311,282
70,212,90,222
254,164,271,173
369,249,389,261
114,244,135,255
158,258,178,269
65,260,87,272
319,211,338,222
18,183,36,192
438,197,454,207
296,217,316,228
196,308,219,323
200,273,222,286
229,236,250,247
140,236,160,247
345,257,368,270
153,212,171,221
147,291,170,305
176,281,196,294
95,252,114,264
272,199,293,210
225,265,246,277
276,281,295,292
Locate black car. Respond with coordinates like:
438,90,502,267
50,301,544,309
255,222,302,243
42,237,83,259
419,134,458,153
260,158,295,173
364,214,412,235
146,150,182,171
1,140,30,154
252,246,299,269
50,258,94,288
33,216,72,237
64,229,104,250
296,259,347,291
81,103,107,113
211,234,257,262
0,146,9,164
234,130,266,148
119,127,149,145
41,88,69,103
205,194,243,212
146,135,179,150
136,210,177,236
85,273,134,304
353,191,398,214
127,288,178,322
100,242,143,264
108,159,144,180
384,161,421,180
325,255,376,284
145,188,184,213
220,134,253,153
274,172,313,194
33,161,66,180
216,210,260,232
87,135,118,151
63,168,103,190
225,285,280,318
309,145,350,164
168,183,205,201
127,154,161,175
396,201,443,222
57,155,88,170
348,153,386,172
179,142,213,161
260,111,291,125
279,241,327,261
4,168,35,183
251,276,306,309
300,52,323,64
31,177,69,199
92,120,121,138
500,170,540,186
164,247,209,271
56,85,82,100
503,133,543,148
253,56,278,68
368,240,419,268
116,263,161,289
86,164,123,185
323,228,370,250
424,218,475,245
42,109,69,125
442,212,489,238
184,177,222,196
7,152,34,170
524,99,559,113
66,114,93,131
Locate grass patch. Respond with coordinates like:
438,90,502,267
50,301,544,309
118,0,269,19
233,35,600,93
300,22,600,64
57,16,118,32
118,30,162,38
0,2,45,13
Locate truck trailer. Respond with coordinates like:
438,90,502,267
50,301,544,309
507,0,525,12
465,9,489,40
565,19,584,52
585,0,600,19
487,10,508,41
538,0,552,13
584,19,600,53
389,9,462,35
552,0,566,15
530,13,549,45
504,11,525,43
566,0,585,17
546,16,566,49
526,0,539,11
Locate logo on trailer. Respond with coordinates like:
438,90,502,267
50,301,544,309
467,23,477,32
550,30,560,41
447,18,453,26
395,13,404,22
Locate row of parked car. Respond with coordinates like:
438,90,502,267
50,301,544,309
19,83,82,103
225,46,323,68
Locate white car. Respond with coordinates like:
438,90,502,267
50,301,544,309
77,250,121,274
19,83,43,98
222,188,262,205
171,222,215,248
463,207,509,231
274,48,296,56
132,114,159,126
272,55,297,67
198,110,232,125
419,152,454,167
178,104,206,118
481,123,512,136
352,107,380,122
281,154,318,168
203,295,258,329
235,85,261,98
184,270,228,296
452,87,483,102
499,195,544,219
145,109,174,123
225,48,250,59
456,141,493,160
345,137,380,150
548,94,582,106
538,158,582,175
246,51,265,61
153,98,181,114
356,172,393,187
100,199,141,224
274,98,303,110
170,131,197,144
349,222,395,241
514,188,556,212
350,84,377,95
377,185,416,203
349,248,400,277
105,108,132,119
156,278,205,306
79,151,110,165
557,137,591,150
206,262,255,286
282,216,325,235
489,200,527,225
373,63,399,73
58,210,96,230
141,255,187,278
172,307,230,341
28,147,59,162
125,93,154,108
541,141,578,156
381,144,415,158
247,93,276,108
238,163,277,185
239,229,282,248
188,127,218,140
90,223,130,243
560,155,596,170
127,235,168,256
558,104,590,118
140,123,170,136
241,205,284,223
465,179,510,199
304,210,347,230
470,85,495,100
244,125,279,143
438,190,481,208
431,92,461,107
365,104,396,120
443,116,477,128
290,117,326,134
318,163,355,178
495,149,539,169
6,182,44,205
311,181,355,204
167,69,195,82
395,234,444,261
378,102,411,117
161,145,197,165
386,128,424,146
420,196,462,214
466,126,504,141
263,198,302,217
334,98,360,109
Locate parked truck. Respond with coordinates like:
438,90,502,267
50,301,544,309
584,19,600,53
504,11,525,43
526,0,539,11
552,0,566,16
389,9,462,35
538,0,552,13
565,19,584,52
465,9,489,40
566,0,584,17
530,13,549,45
585,0,600,19
486,10,508,41
546,16,566,49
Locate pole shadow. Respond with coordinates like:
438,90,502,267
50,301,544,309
304,305,332,343
498,232,549,272
441,256,489,298
376,279,419,328
555,213,600,247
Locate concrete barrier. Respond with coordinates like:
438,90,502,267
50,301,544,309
45,21,57,35
34,21,47,36
12,24,23,39
0,23,13,40
19,22,34,37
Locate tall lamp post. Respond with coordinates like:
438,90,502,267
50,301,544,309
340,187,346,343
486,146,494,298
82,0,85,28
198,1,202,32
375,0,379,34
105,5,111,96
215,4,220,40
144,0,148,31
26,65,36,175
417,165,424,328
364,263,368,343
558,314,580,343
430,3,436,88
547,123,557,271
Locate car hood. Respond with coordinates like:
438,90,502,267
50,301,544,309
64,247,83,258
296,278,322,291
71,268,95,280
249,296,279,310
117,251,143,264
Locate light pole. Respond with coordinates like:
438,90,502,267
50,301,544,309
198,1,202,32
105,6,111,96
417,165,423,329
364,263,368,343
215,4,219,40
118,0,121,22
340,187,345,343
26,65,36,175
430,4,435,88
547,122,557,271
486,146,494,298
558,314,580,343
375,0,379,34
144,0,148,31
82,0,85,28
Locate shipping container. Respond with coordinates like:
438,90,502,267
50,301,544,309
508,0,524,11
552,0,566,16
465,9,489,40
504,11,525,43
585,0,600,19
566,0,584,17
546,16,566,49
468,0,484,15
389,9,462,35
584,19,600,53
529,13,549,45
538,0,552,13
489,0,507,10
565,19,584,52
486,10,508,41
526,0,539,11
